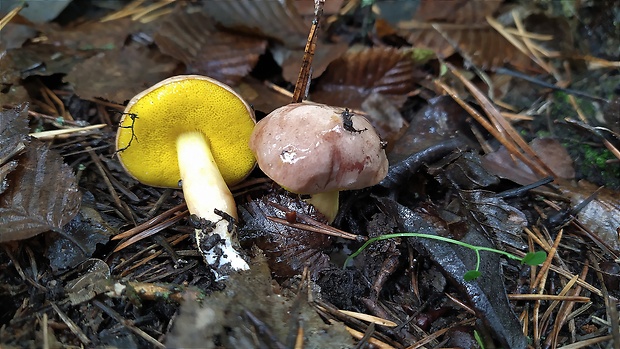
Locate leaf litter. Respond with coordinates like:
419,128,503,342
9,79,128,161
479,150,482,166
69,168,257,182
0,0,619,348
0,104,81,242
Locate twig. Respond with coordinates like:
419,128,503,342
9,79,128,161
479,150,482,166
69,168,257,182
113,202,187,240
50,302,90,345
113,210,188,252
92,299,165,349
0,3,23,30
29,124,107,140
292,0,325,103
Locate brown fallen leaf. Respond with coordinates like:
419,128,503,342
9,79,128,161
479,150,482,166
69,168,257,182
202,0,319,48
64,44,179,103
277,42,349,84
0,103,29,163
154,9,267,86
0,106,81,242
311,46,418,109
239,192,332,278
411,0,502,24
377,0,539,72
483,137,575,185
38,18,136,51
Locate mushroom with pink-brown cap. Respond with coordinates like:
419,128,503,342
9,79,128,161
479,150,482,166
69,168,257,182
249,103,388,222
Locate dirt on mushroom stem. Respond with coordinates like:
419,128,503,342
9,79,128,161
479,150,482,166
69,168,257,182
115,75,256,276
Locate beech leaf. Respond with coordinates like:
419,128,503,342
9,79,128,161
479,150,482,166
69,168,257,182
311,47,417,109
154,9,267,86
0,139,81,242
0,104,29,162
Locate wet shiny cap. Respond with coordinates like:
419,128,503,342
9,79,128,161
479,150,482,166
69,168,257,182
249,103,388,194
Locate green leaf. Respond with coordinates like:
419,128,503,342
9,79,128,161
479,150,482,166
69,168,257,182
464,270,481,281
522,251,547,266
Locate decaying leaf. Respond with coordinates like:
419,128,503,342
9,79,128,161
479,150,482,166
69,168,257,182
558,181,620,254
239,193,331,278
434,152,500,190
64,45,179,103
236,77,296,114
276,42,350,84
311,47,417,109
410,0,502,24
377,0,538,71
431,151,526,249
0,104,29,164
0,43,90,82
388,95,471,163
360,92,408,147
39,18,136,51
483,137,575,185
436,24,538,71
458,190,528,249
0,161,19,195
46,206,114,273
1,105,29,195
0,108,81,241
64,258,111,305
202,0,315,48
154,9,267,86
377,197,528,349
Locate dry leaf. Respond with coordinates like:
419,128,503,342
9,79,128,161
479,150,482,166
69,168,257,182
202,0,312,48
0,104,29,163
239,193,331,278
311,47,417,109
39,19,136,51
0,139,81,242
64,45,179,103
379,0,538,71
412,0,501,24
0,43,89,82
154,9,266,86
483,138,575,185
277,42,349,84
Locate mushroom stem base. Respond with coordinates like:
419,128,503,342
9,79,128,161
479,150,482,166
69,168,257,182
177,131,249,275
305,190,340,223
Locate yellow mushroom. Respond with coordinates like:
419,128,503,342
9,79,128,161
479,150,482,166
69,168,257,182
116,75,255,274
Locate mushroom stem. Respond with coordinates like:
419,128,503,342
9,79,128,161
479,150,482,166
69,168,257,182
176,131,249,273
305,190,340,223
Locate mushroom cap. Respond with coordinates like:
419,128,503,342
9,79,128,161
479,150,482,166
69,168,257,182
116,75,256,188
249,103,388,194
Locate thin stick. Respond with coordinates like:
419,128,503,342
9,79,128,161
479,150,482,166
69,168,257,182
292,0,325,103
112,203,187,240
0,3,23,30
29,124,107,139
266,216,360,241
113,211,188,252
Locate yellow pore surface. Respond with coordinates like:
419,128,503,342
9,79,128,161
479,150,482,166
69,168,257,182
116,76,256,188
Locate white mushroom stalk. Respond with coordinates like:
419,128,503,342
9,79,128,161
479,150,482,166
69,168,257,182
177,131,249,273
